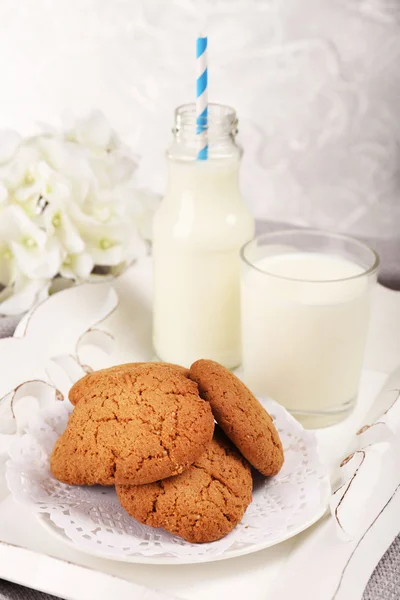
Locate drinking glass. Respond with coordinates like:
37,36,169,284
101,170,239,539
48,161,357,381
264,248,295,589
240,229,379,428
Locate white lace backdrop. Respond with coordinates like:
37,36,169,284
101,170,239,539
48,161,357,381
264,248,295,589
0,0,399,241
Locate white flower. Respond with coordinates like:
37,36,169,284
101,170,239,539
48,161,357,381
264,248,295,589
0,144,43,215
37,136,93,201
0,205,61,280
0,242,14,288
89,151,138,191
64,110,119,153
59,253,94,280
41,185,85,256
0,182,8,205
0,111,158,316
68,202,146,267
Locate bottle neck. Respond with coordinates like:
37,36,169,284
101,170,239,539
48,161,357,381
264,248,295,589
168,103,242,162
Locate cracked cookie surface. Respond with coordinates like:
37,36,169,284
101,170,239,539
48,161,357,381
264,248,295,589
189,359,284,476
69,362,189,406
51,365,214,486
116,429,252,543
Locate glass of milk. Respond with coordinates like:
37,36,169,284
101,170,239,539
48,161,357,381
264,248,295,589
241,230,379,428
152,104,255,368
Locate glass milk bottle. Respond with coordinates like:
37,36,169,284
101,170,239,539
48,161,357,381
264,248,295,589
153,103,255,368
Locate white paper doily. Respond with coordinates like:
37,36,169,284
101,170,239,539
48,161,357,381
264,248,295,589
6,398,330,564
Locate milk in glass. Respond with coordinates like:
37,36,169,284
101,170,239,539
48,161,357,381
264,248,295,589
241,232,379,427
153,104,254,368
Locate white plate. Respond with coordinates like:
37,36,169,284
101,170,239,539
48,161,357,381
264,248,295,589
37,501,329,565
6,396,330,565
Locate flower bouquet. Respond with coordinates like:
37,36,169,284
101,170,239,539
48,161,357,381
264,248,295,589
0,111,158,322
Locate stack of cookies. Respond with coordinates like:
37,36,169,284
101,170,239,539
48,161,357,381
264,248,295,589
50,360,284,543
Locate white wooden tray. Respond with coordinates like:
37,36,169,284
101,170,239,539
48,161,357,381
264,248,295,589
0,257,399,600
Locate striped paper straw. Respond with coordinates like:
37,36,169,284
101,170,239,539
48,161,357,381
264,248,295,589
196,35,208,160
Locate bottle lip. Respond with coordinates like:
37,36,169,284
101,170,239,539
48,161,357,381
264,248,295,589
174,103,238,135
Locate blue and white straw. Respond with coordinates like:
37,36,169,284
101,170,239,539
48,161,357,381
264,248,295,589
196,35,208,160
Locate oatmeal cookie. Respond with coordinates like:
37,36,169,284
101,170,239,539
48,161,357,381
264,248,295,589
51,365,214,486
69,362,189,406
189,359,284,476
116,429,252,543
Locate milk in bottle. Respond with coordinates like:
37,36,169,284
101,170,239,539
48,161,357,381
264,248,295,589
153,104,255,368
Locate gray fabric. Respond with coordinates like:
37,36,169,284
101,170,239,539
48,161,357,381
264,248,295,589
0,223,399,599
0,315,22,339
0,582,57,600
363,536,400,600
